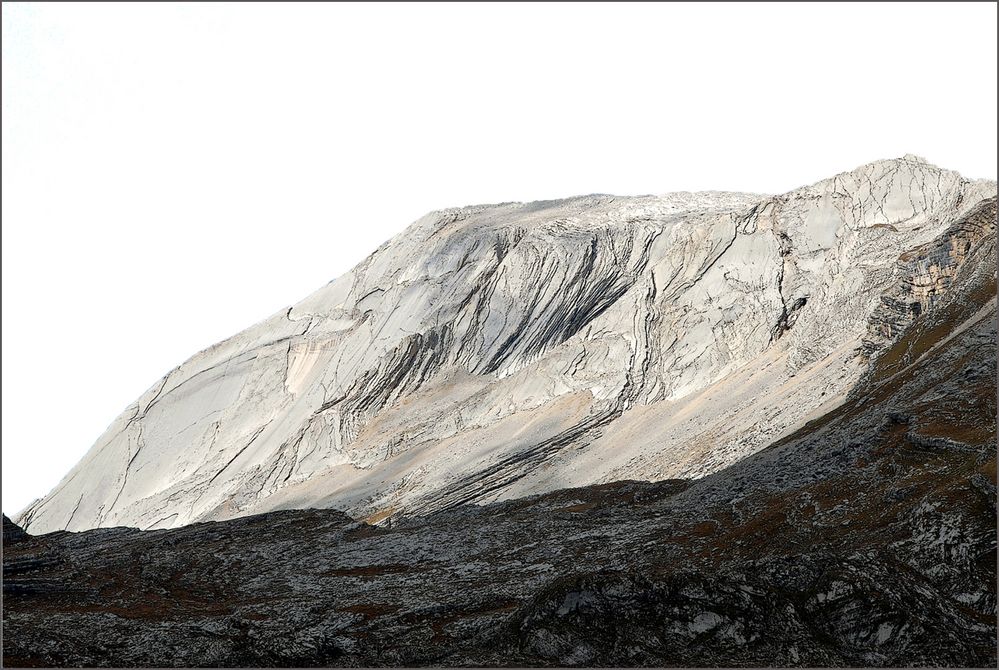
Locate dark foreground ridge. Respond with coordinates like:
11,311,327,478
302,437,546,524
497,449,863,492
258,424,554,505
3,259,997,667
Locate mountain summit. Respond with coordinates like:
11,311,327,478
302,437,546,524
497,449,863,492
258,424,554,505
17,156,997,533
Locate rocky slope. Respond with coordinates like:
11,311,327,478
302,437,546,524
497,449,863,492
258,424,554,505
14,155,998,534
3,247,995,665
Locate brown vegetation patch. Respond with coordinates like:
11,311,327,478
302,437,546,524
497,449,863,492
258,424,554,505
978,458,997,481
688,520,718,537
913,423,995,446
558,502,598,513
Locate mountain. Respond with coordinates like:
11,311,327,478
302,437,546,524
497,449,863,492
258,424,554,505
3,227,995,664
4,156,996,667
15,155,997,535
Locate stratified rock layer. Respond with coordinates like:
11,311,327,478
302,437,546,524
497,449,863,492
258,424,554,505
15,156,998,535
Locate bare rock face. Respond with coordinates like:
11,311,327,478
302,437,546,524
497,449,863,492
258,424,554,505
3,515,28,545
15,156,997,534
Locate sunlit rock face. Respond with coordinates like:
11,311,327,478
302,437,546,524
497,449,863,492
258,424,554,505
17,155,997,533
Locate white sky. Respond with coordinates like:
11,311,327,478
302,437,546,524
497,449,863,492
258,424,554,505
2,2,996,516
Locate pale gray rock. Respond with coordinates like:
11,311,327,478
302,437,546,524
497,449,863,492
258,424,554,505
16,156,997,533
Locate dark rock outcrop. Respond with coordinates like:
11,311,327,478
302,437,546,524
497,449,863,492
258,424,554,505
3,515,28,545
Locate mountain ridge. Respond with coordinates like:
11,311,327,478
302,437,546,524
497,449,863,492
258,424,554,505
15,156,997,534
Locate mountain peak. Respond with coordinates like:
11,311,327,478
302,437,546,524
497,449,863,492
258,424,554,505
900,152,930,164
